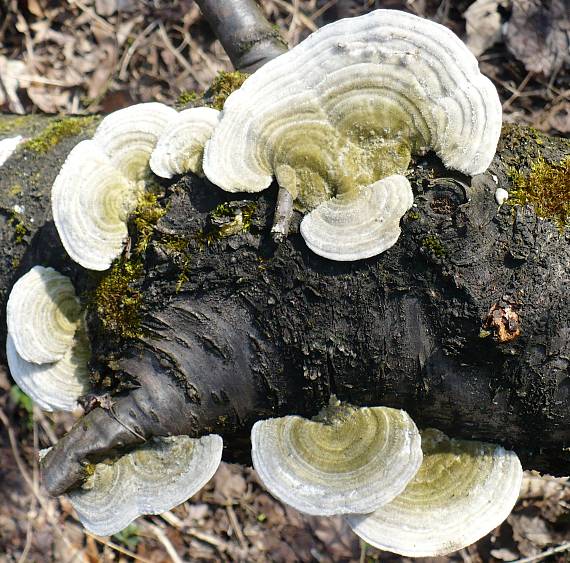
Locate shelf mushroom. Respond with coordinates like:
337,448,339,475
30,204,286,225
300,174,414,261
5,266,90,412
67,434,223,536
150,107,220,179
203,9,502,260
346,428,523,557
52,103,177,271
251,399,422,516
6,265,82,364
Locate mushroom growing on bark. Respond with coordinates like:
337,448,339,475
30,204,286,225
67,434,223,536
346,429,523,556
150,107,220,179
203,9,502,259
251,398,422,515
6,266,89,412
52,103,176,271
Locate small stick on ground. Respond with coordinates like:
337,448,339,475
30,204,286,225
513,542,570,563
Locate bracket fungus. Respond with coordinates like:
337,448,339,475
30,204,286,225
6,266,89,412
251,400,422,516
52,103,176,271
150,107,220,179
6,266,82,364
67,434,223,537
300,174,414,261
6,331,90,413
203,9,502,260
346,428,523,557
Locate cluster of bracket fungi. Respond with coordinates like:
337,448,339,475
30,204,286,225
4,9,523,556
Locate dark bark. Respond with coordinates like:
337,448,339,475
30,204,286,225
194,0,288,72
6,120,561,494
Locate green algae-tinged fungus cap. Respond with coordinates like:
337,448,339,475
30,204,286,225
93,102,177,182
6,330,90,412
150,107,220,179
203,9,502,202
346,428,523,557
53,103,177,270
300,174,414,261
68,434,223,536
251,401,422,516
52,140,140,271
6,266,81,364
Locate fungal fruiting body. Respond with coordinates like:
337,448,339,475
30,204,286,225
7,265,81,363
68,434,223,536
300,174,414,261
346,428,523,556
150,107,220,178
5,266,90,412
203,9,502,260
52,103,177,271
251,400,422,515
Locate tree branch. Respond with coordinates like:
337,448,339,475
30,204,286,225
195,0,288,72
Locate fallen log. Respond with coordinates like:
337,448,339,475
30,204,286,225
0,0,568,495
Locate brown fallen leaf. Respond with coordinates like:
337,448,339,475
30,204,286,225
505,0,570,76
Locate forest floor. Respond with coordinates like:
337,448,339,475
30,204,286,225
0,0,569,561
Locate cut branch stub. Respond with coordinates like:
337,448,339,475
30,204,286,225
346,428,523,557
251,400,422,516
203,9,502,200
68,434,223,536
6,266,81,364
150,107,220,179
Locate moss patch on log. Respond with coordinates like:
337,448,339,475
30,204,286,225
91,258,144,340
508,156,570,230
207,71,249,110
22,116,98,153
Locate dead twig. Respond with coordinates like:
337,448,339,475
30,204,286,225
157,21,208,89
513,542,570,563
84,529,153,563
226,504,247,550
503,71,535,111
146,522,184,563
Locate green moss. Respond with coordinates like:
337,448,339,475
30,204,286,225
92,259,144,340
208,71,249,110
421,235,446,257
508,156,570,230
0,115,33,136
176,90,200,108
8,183,22,197
8,212,29,244
407,210,420,221
497,124,549,169
131,192,167,253
22,116,97,153
195,201,257,248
